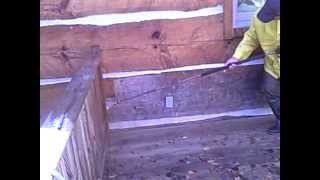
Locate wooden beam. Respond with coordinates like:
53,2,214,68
223,0,234,39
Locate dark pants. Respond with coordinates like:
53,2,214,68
262,72,280,121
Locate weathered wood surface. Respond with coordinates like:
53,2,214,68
40,15,242,78
106,65,266,122
55,71,108,180
41,46,108,180
223,0,233,39
40,84,66,125
41,46,101,128
40,0,222,20
104,115,280,179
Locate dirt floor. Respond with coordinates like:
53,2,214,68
103,115,280,180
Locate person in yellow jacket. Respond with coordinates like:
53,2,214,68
225,0,280,134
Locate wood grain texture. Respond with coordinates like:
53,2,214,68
42,47,108,180
55,75,107,180
223,0,233,39
40,15,243,77
104,116,280,179
40,0,222,20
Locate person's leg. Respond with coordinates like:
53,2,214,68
262,72,280,134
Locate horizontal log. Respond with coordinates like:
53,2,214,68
41,15,241,77
100,40,240,73
40,15,224,50
40,0,222,20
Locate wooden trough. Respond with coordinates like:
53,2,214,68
41,46,109,180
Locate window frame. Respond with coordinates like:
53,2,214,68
224,0,263,39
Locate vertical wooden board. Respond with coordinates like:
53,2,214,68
85,86,100,179
94,76,108,177
57,156,68,179
224,0,234,39
78,107,91,180
71,133,82,180
73,107,88,180
79,106,95,179
87,81,104,175
95,85,107,177
65,137,78,179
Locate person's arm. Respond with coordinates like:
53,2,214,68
232,17,259,61
225,16,259,68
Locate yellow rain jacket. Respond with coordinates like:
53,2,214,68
233,13,280,79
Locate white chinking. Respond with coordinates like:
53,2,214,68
40,5,223,27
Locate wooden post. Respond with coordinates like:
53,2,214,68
40,46,102,180
224,0,234,39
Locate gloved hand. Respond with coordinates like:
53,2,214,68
224,57,239,72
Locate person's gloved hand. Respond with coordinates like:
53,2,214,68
224,57,239,72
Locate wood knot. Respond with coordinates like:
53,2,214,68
151,31,161,39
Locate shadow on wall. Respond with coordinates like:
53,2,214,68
106,65,266,122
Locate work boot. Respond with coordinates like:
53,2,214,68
268,120,280,134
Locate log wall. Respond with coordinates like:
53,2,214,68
40,1,265,127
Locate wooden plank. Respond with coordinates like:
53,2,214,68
79,106,94,179
40,0,222,19
106,116,280,179
223,0,234,39
91,71,108,178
